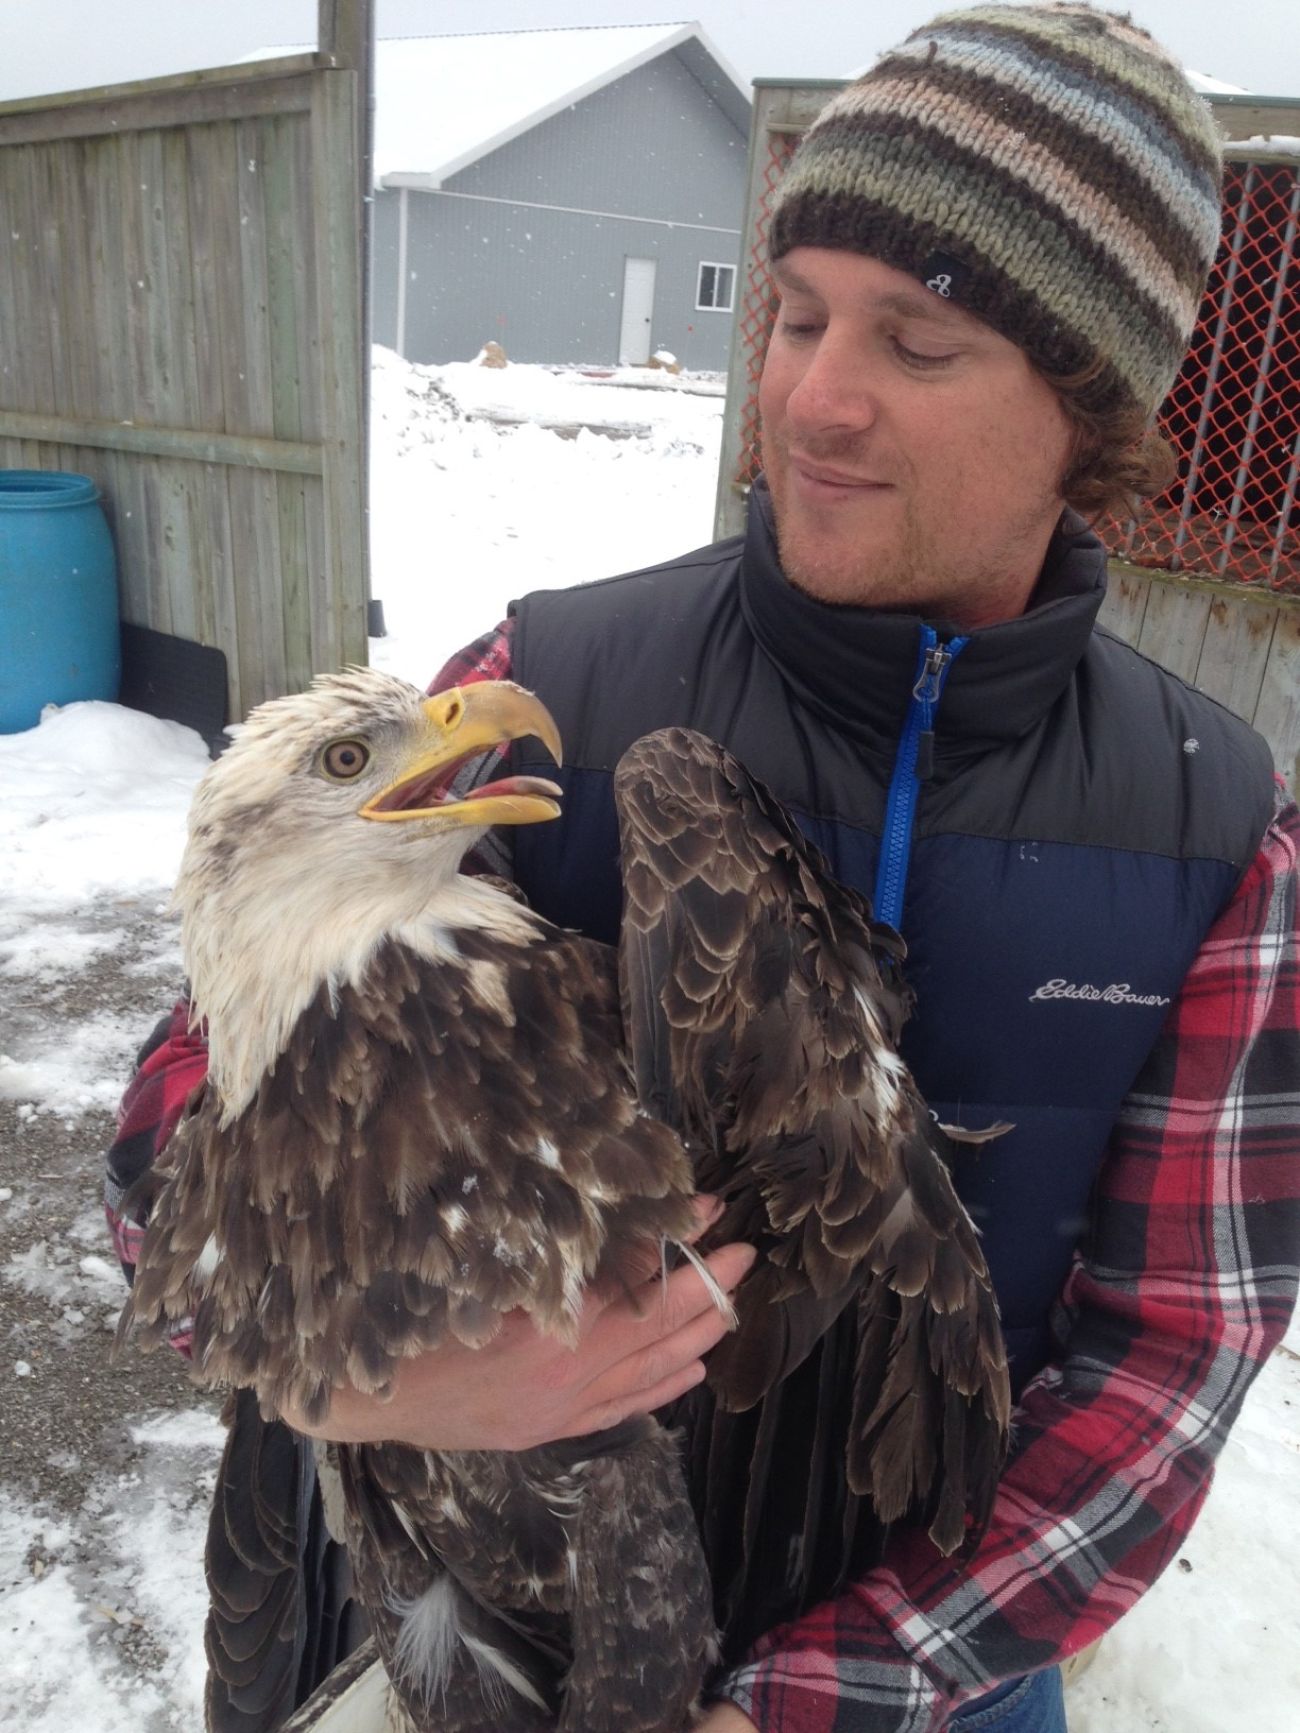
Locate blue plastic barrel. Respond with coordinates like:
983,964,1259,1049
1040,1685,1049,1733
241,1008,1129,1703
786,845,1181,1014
0,470,120,733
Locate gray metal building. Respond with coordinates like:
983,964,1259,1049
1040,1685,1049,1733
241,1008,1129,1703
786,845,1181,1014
370,24,751,372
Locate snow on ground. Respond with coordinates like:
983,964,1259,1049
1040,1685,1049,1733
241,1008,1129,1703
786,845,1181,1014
0,702,209,1127
367,345,725,683
1,1410,223,1732
1,350,1297,1731
1069,1323,1300,1731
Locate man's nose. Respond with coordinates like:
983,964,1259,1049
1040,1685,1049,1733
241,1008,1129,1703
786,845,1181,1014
784,334,880,436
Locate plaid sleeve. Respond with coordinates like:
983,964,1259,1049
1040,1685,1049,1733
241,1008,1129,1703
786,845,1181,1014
104,997,209,1280
427,619,514,695
428,620,517,879
722,794,1300,1733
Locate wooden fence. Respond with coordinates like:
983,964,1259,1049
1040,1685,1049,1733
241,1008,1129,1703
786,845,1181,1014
0,4,369,722
1099,564,1299,789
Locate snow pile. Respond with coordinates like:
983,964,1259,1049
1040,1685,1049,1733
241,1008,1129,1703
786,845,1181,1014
0,702,208,921
0,701,207,1114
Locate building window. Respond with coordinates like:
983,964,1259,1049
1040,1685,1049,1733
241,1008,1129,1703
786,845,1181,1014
696,262,735,312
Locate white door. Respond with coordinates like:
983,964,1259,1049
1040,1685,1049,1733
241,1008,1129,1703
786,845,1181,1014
618,257,657,365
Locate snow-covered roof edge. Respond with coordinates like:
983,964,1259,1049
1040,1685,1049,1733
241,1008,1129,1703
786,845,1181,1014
1186,69,1252,94
387,23,749,188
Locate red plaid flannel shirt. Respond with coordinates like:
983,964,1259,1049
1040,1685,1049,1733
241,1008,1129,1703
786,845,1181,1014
105,618,1300,1732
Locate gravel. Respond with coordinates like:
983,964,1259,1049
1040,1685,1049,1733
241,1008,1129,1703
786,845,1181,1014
1,915,222,1711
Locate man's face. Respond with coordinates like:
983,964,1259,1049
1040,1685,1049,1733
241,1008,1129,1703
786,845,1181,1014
759,248,1075,627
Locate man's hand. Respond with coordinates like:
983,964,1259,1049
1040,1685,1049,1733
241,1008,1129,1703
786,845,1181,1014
693,1705,759,1731
281,1197,755,1451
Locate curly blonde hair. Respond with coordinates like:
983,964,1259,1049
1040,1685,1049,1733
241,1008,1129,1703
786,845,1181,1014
1044,357,1179,523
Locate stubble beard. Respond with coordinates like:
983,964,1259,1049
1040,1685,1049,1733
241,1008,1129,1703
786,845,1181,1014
764,434,1063,623
765,435,937,613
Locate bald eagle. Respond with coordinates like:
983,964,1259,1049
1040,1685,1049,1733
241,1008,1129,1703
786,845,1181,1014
118,670,1008,1733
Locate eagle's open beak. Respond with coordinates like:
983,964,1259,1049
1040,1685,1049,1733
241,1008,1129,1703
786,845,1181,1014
359,682,564,828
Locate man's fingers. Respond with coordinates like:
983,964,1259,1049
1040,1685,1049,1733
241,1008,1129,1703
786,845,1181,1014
686,1192,724,1239
620,1285,744,1395
612,1240,756,1337
659,1240,755,1329
575,1358,710,1438
577,1245,755,1430
583,1196,729,1315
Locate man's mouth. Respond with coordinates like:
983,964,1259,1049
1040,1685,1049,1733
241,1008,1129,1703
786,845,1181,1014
790,457,891,493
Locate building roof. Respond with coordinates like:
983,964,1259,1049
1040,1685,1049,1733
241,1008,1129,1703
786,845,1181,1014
342,23,749,187
1186,69,1252,94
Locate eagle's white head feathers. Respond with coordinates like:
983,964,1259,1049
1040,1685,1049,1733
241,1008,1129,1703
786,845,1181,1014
174,669,562,1118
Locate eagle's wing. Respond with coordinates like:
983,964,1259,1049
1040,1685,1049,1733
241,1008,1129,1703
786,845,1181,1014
203,1392,361,1733
614,728,1010,1559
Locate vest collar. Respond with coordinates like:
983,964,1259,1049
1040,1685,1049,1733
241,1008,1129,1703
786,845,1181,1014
737,479,1108,759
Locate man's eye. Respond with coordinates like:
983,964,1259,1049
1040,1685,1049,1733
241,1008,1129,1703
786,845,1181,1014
321,739,371,779
778,319,823,341
893,339,957,370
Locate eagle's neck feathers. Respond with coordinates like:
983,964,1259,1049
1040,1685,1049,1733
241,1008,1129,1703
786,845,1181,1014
181,855,542,1123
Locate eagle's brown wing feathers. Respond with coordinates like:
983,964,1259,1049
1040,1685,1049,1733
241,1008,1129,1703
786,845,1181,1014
121,927,698,1428
615,728,1010,1559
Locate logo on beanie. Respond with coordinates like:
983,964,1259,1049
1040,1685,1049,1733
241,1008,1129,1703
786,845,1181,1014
921,251,971,301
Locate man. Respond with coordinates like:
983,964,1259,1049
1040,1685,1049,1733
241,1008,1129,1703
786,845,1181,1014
108,5,1299,1730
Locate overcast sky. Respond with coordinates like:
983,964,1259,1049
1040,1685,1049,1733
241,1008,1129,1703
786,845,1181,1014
0,0,1297,102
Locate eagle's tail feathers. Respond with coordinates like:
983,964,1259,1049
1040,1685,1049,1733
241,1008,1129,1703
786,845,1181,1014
561,1424,716,1733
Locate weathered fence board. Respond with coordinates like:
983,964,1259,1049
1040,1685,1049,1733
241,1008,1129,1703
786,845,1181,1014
1095,568,1151,646
310,66,368,679
0,67,316,149
1100,562,1299,791
1252,607,1300,792
1193,595,1278,721
0,41,368,722
1135,576,1216,686
202,460,242,705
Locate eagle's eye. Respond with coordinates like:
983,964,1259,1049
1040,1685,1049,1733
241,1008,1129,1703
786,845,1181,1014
321,739,371,780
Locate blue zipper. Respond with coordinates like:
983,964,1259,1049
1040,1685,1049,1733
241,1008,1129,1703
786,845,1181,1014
871,625,968,931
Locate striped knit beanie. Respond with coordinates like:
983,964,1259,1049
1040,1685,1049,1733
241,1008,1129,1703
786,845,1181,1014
769,3,1224,421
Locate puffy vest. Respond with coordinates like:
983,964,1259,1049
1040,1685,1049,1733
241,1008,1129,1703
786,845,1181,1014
509,483,1275,1391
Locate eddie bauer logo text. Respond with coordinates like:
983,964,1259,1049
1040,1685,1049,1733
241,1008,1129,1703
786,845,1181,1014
1029,979,1172,1008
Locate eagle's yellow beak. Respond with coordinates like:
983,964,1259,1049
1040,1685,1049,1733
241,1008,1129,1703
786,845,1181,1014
359,682,563,828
